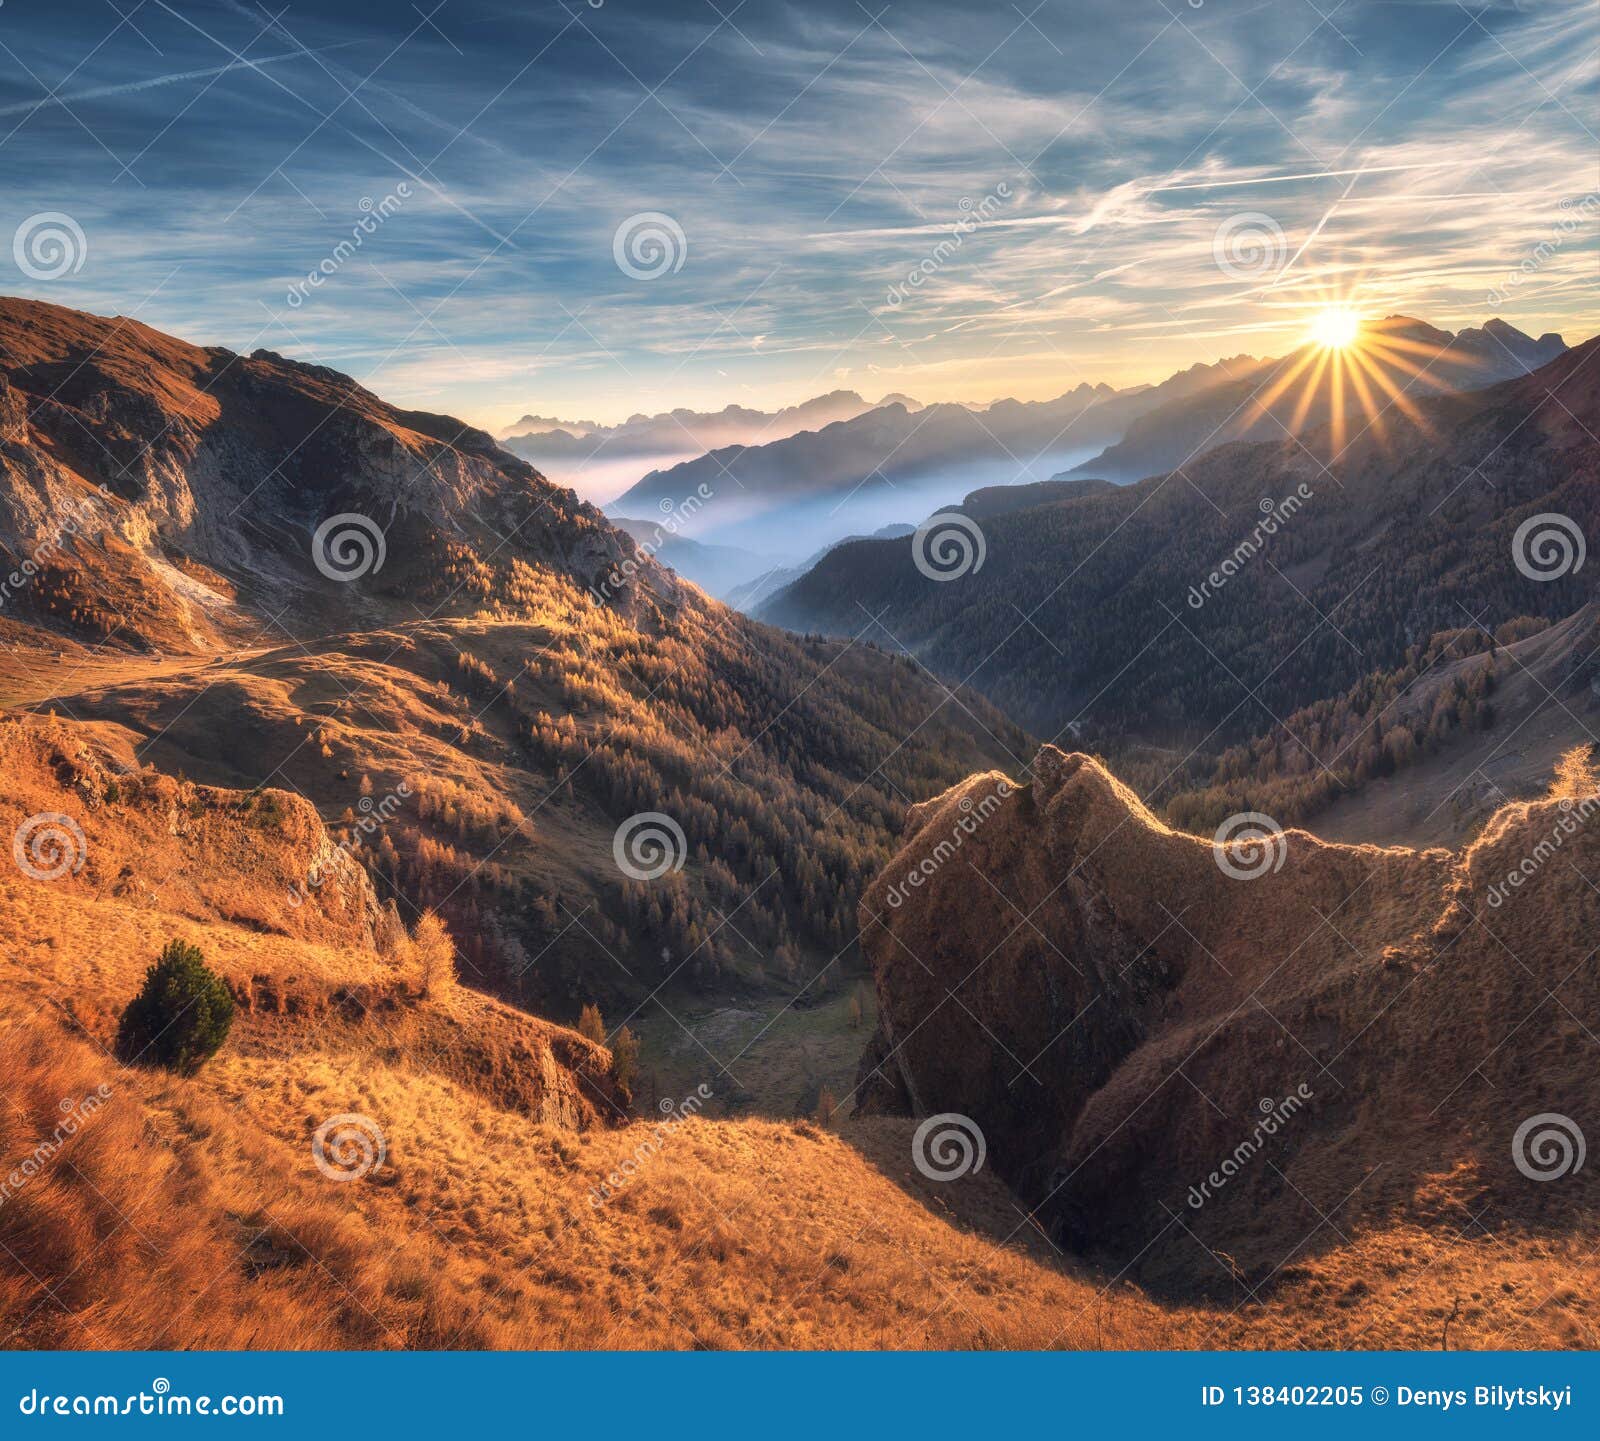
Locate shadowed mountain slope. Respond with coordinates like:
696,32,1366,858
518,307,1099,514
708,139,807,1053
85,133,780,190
761,338,1600,747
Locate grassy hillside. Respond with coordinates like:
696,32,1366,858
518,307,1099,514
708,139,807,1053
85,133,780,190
3,600,1029,1022
3,713,1595,1350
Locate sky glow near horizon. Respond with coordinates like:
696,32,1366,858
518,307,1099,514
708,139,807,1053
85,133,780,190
0,0,1595,430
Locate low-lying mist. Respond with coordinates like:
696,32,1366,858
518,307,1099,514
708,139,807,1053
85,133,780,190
609,446,1107,563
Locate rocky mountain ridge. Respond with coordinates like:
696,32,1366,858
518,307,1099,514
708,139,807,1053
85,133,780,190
859,744,1600,1292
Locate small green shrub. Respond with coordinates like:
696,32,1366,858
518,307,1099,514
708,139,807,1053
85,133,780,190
116,940,235,1075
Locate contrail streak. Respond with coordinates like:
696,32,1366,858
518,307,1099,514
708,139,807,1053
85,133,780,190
1151,162,1450,193
0,45,358,119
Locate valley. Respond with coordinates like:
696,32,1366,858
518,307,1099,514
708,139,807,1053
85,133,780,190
2,296,1598,1353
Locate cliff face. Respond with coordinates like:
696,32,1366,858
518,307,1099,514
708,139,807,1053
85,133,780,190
859,745,1600,1292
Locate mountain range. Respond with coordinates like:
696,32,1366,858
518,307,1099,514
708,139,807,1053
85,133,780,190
759,335,1599,754
498,389,916,450
606,319,1564,559
1071,316,1567,483
604,379,1150,556
498,390,915,505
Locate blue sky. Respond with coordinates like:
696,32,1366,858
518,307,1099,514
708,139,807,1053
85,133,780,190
1,0,1596,428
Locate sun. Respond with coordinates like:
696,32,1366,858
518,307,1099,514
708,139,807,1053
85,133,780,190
1308,307,1362,350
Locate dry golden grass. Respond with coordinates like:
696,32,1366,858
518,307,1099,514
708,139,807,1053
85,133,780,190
0,1011,1166,1350
3,713,1597,1351
8,1001,1596,1350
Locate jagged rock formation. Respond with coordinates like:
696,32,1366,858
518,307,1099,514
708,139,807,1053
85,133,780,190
858,745,1600,1293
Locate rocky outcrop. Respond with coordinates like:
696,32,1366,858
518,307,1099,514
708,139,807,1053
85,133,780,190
0,374,27,443
859,745,1600,1292
0,714,384,952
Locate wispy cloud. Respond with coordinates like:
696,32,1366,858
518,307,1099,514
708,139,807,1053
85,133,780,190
0,0,1591,432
